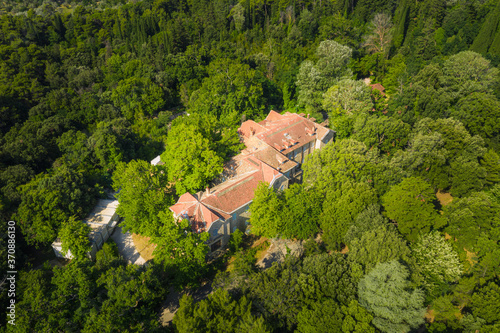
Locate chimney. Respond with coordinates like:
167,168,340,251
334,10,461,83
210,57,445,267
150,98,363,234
205,187,210,196
307,114,310,119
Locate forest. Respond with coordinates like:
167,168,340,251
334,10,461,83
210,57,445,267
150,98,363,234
0,0,499,331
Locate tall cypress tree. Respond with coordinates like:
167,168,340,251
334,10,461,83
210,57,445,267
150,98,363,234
471,0,500,54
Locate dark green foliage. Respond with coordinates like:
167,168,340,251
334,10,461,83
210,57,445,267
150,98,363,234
174,289,270,333
444,191,500,254
15,249,166,332
280,184,322,239
247,253,357,331
320,181,378,249
382,177,445,241
16,165,101,245
353,114,411,156
471,0,500,54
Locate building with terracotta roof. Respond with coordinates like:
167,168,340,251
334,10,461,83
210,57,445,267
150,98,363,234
169,111,334,252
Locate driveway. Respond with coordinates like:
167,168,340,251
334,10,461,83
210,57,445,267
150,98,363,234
110,225,146,265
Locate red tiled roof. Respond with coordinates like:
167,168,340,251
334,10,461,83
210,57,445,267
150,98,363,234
202,157,282,215
169,110,332,233
370,83,386,96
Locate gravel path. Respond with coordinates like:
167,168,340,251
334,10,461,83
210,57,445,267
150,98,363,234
110,226,146,265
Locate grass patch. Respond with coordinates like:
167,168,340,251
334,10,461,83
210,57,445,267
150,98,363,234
436,191,453,207
132,233,156,261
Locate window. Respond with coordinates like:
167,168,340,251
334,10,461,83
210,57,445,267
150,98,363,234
210,239,222,252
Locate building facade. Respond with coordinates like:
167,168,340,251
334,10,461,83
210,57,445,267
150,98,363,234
169,111,334,251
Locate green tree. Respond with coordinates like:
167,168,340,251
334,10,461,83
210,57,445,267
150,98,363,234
161,122,224,195
481,149,500,186
189,59,266,120
344,204,387,244
113,160,173,236
296,40,352,111
381,177,445,241
322,78,373,116
320,181,378,249
174,289,270,333
348,225,410,277
353,114,411,156
358,260,426,333
470,281,500,327
16,166,99,244
411,231,462,290
303,139,378,194
110,76,164,120
249,182,282,238
444,191,500,254
297,299,375,333
58,216,91,260
151,211,209,287
280,184,322,239
451,93,500,148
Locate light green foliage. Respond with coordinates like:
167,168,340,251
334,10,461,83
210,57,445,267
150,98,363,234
344,204,387,244
441,51,499,96
303,139,378,194
229,3,245,32
296,40,353,111
189,59,265,120
444,191,500,254
16,165,99,245
58,216,91,260
249,182,282,238
174,289,270,333
411,231,462,290
382,177,445,241
161,122,224,195
112,159,172,236
348,225,410,277
152,211,209,287
322,78,373,116
320,181,378,249
353,114,411,155
228,229,244,253
358,260,426,333
341,300,376,333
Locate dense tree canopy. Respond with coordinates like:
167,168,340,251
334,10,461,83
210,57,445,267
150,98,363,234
1,0,500,331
